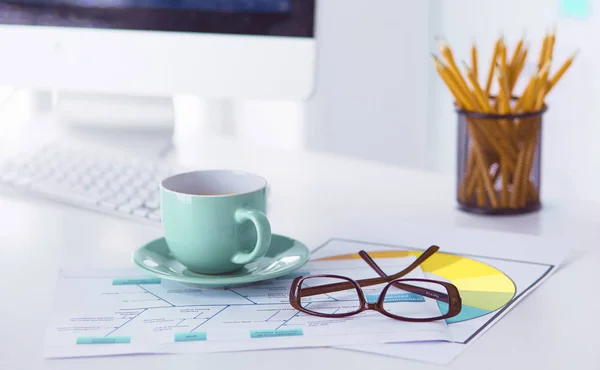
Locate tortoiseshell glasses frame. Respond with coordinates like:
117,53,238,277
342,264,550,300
288,245,462,322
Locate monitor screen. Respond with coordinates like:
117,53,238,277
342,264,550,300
0,0,315,37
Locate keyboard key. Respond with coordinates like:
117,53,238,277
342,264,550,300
101,194,129,205
72,184,86,193
35,170,54,182
118,204,136,214
146,183,160,192
114,194,130,204
88,168,102,178
132,178,146,188
127,196,144,208
99,200,118,209
80,175,93,185
147,210,161,221
0,172,18,183
116,175,133,186
94,179,108,188
137,171,153,182
132,208,150,217
86,188,110,200
109,182,123,192
120,187,137,197
144,199,160,210
66,173,79,183
49,172,67,183
13,177,32,187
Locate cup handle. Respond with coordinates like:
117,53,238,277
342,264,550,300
231,208,272,265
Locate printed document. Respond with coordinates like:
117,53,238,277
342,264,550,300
44,256,451,358
315,221,569,365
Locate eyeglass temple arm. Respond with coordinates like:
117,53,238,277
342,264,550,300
359,246,440,280
358,250,450,304
298,246,443,298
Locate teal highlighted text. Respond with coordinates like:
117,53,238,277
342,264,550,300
76,336,131,345
250,329,303,338
112,278,161,285
366,293,425,303
175,332,207,342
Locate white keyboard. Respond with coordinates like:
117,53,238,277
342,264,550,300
0,142,169,224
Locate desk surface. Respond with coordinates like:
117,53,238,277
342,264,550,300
0,127,599,370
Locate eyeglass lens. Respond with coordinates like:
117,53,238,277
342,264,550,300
299,276,361,315
381,279,450,319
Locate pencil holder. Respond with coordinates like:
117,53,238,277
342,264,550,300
456,103,547,215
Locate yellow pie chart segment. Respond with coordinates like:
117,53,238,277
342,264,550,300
433,257,503,280
315,249,516,323
452,274,515,293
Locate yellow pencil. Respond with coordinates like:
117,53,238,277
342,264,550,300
515,73,537,112
546,50,578,94
432,55,474,111
471,41,479,81
538,33,550,69
510,46,529,91
509,32,526,70
545,26,556,63
463,61,491,113
500,40,508,84
485,36,503,94
535,61,551,110
437,39,473,98
496,68,512,114
525,70,541,112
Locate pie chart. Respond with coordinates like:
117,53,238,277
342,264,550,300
315,250,516,324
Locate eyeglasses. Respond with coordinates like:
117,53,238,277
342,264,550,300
288,245,462,322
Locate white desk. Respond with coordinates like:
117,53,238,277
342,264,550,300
0,129,599,370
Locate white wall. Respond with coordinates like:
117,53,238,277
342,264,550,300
429,0,600,201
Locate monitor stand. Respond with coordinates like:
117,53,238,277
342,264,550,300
52,92,175,159
51,92,233,161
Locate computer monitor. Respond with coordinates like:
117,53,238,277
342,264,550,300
0,0,316,98
0,1,317,139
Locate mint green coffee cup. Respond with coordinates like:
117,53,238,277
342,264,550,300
160,170,271,275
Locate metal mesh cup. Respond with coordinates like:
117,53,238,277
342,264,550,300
456,104,547,215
